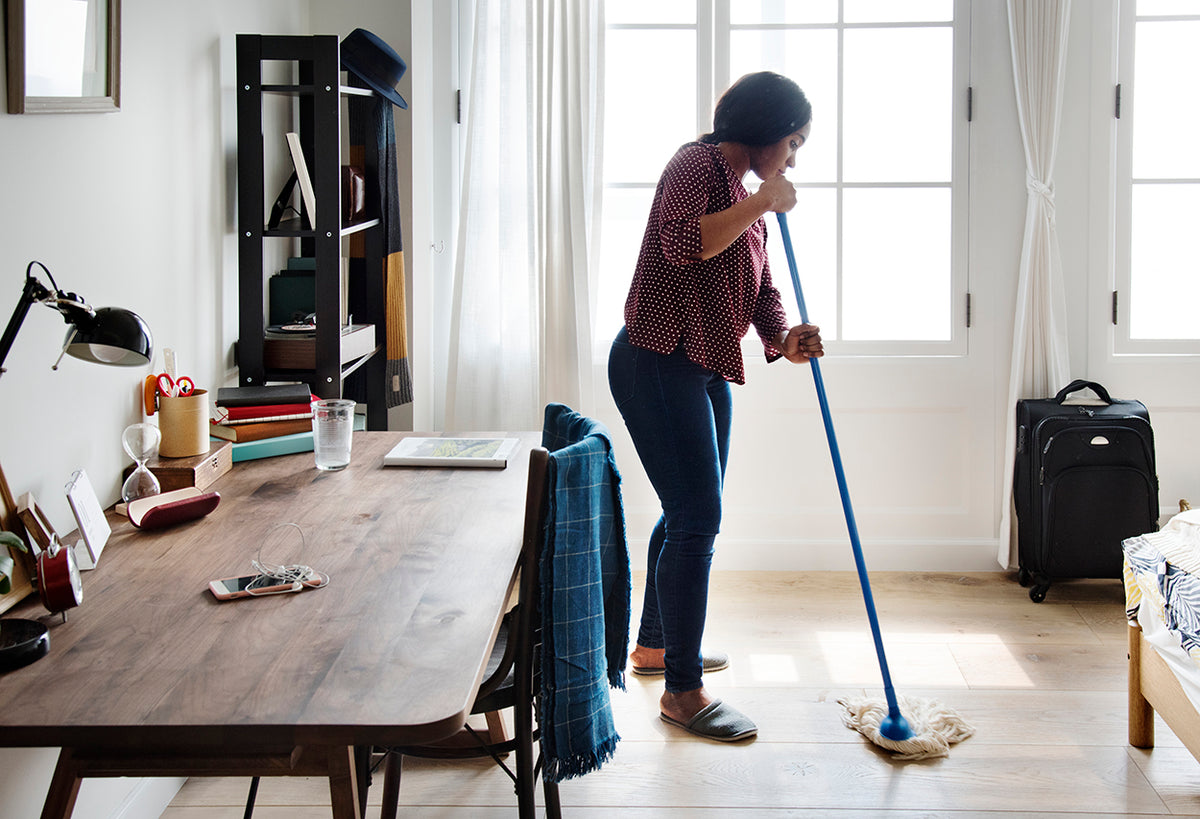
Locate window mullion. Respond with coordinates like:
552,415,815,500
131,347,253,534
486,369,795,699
712,0,729,94
836,3,846,340
698,0,717,136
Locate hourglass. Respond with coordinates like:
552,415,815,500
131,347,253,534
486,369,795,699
121,423,162,503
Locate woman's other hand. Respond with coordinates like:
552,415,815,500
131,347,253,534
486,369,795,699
778,323,823,362
758,174,797,213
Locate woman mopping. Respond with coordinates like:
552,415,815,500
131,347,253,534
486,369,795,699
608,71,823,742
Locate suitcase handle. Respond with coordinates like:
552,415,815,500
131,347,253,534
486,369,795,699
1053,379,1113,404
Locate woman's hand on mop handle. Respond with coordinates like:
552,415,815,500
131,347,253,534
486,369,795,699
778,323,824,363
758,174,797,213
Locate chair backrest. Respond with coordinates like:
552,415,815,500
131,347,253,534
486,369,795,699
513,446,550,696
474,447,549,703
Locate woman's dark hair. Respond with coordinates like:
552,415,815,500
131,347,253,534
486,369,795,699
699,72,812,147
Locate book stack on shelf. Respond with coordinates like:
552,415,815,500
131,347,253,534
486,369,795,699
211,384,316,462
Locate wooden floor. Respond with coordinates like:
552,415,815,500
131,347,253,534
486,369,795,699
162,571,1200,818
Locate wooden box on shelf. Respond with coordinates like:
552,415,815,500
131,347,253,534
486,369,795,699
263,323,377,370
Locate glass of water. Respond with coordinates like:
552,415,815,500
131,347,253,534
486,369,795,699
312,399,356,471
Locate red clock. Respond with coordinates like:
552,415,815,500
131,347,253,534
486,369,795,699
37,538,83,613
17,492,83,616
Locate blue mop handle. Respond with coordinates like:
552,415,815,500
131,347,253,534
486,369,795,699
776,212,910,737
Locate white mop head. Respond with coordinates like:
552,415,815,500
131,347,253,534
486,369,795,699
838,694,975,760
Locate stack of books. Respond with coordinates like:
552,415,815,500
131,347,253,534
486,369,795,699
210,384,316,462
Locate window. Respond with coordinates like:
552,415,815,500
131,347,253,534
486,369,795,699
599,0,969,355
1115,0,1200,354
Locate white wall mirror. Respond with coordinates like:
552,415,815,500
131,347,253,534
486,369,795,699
4,0,120,113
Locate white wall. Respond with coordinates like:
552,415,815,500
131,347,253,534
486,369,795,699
0,2,309,816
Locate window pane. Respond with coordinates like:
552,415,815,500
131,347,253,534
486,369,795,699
607,0,695,25
766,188,839,335
1132,21,1200,179
605,30,696,183
1137,0,1200,17
729,29,837,183
842,188,951,340
731,0,837,24
1130,184,1200,339
844,27,952,182
597,188,655,340
844,0,953,24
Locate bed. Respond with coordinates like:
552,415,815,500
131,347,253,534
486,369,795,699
1124,505,1200,760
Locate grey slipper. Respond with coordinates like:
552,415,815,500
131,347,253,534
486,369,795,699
660,699,757,742
632,651,730,677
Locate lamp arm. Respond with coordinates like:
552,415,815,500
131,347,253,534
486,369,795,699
0,275,53,376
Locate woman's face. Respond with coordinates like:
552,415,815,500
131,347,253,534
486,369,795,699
749,120,812,180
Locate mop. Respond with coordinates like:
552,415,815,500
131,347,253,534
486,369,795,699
775,212,974,760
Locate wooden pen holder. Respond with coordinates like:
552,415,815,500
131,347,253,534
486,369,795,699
159,389,209,458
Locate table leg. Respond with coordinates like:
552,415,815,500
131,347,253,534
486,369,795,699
326,745,362,819
40,749,82,819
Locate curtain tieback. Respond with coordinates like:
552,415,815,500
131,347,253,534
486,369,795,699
1026,175,1056,222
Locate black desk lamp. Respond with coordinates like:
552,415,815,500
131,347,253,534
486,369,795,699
0,260,153,375
0,260,153,670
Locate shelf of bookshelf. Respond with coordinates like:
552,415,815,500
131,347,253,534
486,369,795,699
263,216,381,238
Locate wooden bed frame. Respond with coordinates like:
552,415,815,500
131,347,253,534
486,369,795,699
1129,620,1200,760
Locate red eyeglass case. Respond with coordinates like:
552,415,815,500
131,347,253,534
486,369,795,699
121,487,220,530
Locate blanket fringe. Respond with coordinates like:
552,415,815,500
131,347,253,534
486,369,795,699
838,694,974,760
543,734,619,783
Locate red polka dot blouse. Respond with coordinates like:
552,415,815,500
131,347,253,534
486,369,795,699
622,142,789,385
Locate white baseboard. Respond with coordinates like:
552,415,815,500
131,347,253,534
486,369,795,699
701,538,1005,572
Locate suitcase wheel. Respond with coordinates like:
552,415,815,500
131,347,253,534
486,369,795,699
1018,568,1032,587
1029,584,1049,603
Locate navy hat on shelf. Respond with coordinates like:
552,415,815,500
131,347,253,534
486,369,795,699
340,28,408,109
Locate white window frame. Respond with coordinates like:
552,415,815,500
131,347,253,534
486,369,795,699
600,0,972,358
1113,0,1200,356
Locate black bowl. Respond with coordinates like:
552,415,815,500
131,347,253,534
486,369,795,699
0,618,49,672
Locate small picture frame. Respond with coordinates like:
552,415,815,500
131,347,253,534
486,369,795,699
65,469,110,570
17,492,57,555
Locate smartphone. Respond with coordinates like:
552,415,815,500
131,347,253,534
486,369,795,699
208,574,304,600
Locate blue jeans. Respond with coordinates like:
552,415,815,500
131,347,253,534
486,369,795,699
608,327,731,693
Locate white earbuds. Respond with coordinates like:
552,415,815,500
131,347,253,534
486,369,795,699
243,523,331,596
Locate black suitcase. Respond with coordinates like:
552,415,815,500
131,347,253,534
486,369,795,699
1014,379,1158,602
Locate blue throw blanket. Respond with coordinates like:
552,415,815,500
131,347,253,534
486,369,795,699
540,403,631,782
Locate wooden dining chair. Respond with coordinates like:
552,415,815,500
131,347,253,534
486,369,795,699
377,446,561,819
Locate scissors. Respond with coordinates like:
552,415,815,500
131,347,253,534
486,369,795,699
156,373,195,398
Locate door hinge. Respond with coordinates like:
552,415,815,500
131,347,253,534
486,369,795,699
967,86,973,122
456,89,462,124
1112,290,1119,325
966,292,972,327
1115,83,1122,119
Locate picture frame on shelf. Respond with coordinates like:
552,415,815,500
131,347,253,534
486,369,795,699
286,132,317,228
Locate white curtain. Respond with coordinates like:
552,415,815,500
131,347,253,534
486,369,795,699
444,0,604,430
997,0,1074,568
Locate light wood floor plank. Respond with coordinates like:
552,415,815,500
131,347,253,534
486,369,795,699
161,572,1200,818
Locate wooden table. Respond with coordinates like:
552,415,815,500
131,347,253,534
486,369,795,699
0,432,538,819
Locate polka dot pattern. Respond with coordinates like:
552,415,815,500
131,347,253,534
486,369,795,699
622,142,789,385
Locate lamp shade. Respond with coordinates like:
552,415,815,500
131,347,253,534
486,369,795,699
64,307,153,366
